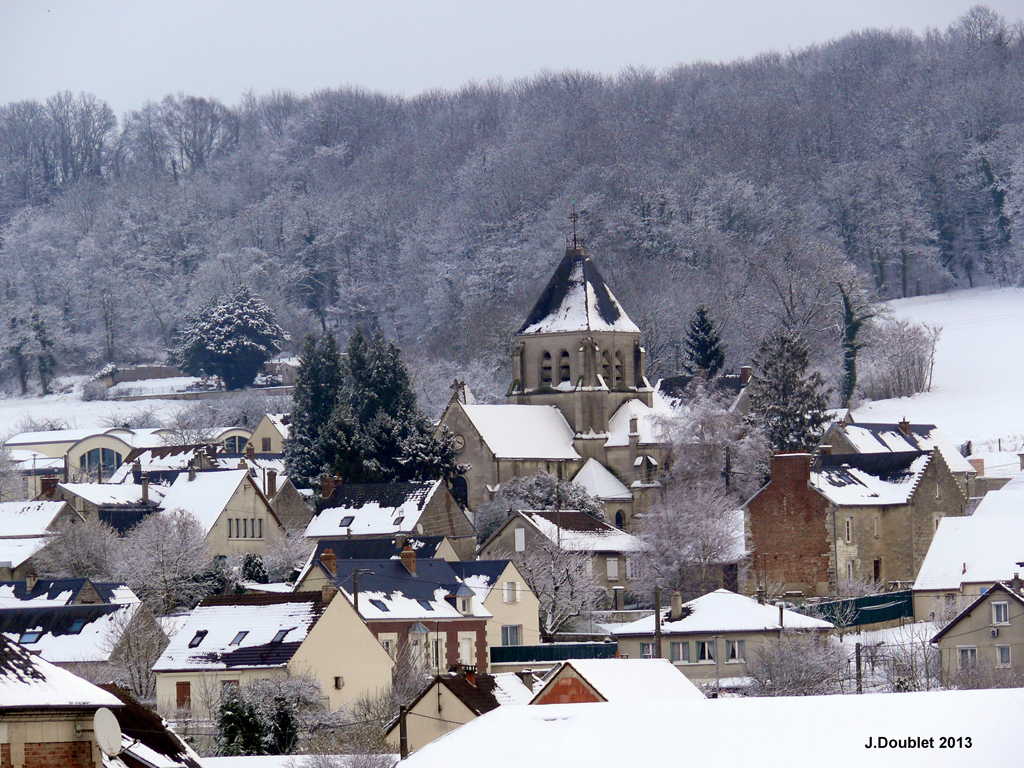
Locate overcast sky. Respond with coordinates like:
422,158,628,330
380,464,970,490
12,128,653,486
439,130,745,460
2,0,1022,117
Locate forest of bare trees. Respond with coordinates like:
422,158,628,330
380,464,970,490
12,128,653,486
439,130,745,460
1,7,1023,410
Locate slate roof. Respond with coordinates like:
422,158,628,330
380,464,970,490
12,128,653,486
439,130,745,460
0,579,135,608
0,601,143,663
572,458,631,501
811,451,931,506
518,247,640,335
519,510,641,553
449,561,509,593
100,684,204,768
930,582,1024,643
458,404,581,460
0,500,74,537
656,373,745,402
307,481,441,537
0,634,122,710
912,514,1024,591
829,421,975,475
310,535,448,562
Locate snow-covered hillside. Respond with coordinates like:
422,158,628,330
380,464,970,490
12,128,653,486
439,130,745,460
854,287,1024,456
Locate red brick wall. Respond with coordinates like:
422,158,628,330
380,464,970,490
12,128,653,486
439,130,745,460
23,741,93,768
1,743,11,768
747,454,832,593
535,677,602,705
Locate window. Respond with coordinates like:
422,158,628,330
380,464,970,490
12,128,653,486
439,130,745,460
558,350,571,383
229,631,248,646
639,642,656,659
540,352,553,385
68,619,86,634
271,629,291,643
262,437,272,452
845,517,852,543
607,557,619,581
228,518,234,538
417,600,433,611
501,625,522,646
80,447,122,480
334,676,344,690
394,516,405,526
726,639,746,662
188,630,208,648
626,557,641,581
382,639,395,658
502,582,519,604
223,436,243,453
460,637,473,665
176,681,191,710
993,602,1009,625
670,641,689,663
847,561,853,582
459,597,472,614
614,351,625,386
873,516,879,538
997,645,1011,668
601,350,612,383
958,647,978,668
257,518,263,539
696,640,716,662
370,599,389,612
514,527,525,552
244,519,250,538
339,515,355,527
615,511,625,530
19,630,42,644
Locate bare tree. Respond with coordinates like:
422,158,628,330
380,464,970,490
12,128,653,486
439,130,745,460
103,602,169,701
633,479,745,600
858,317,941,399
33,516,120,580
116,509,212,614
264,529,316,583
748,632,849,696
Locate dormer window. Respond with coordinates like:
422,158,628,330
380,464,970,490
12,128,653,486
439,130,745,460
230,631,248,646
188,630,208,648
394,516,405,526
339,516,355,527
459,597,472,614
271,629,291,643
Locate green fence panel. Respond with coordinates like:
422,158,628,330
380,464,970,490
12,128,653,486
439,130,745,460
798,590,913,628
491,642,618,665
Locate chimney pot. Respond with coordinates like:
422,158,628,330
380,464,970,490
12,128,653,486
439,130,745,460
321,582,338,604
629,415,639,434
517,669,534,693
778,603,784,628
400,544,417,576
670,590,683,622
898,418,911,436
40,476,58,498
320,548,337,576
266,469,277,498
246,442,255,460
188,466,196,482
465,668,476,687
321,474,335,500
141,473,149,504
968,457,985,477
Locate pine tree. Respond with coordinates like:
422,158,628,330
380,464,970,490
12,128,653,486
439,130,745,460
269,696,298,754
682,305,725,378
284,332,344,484
241,553,269,584
747,330,831,453
217,690,266,756
169,287,287,390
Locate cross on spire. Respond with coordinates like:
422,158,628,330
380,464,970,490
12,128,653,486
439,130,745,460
569,203,580,250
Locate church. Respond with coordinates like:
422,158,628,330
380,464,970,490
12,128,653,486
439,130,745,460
437,241,674,530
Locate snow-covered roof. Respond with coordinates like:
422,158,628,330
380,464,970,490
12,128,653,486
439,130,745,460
101,683,205,768
605,396,672,447
267,413,291,439
0,579,136,608
7,449,64,472
972,481,1024,516
448,561,511,603
572,458,631,501
611,589,833,636
491,672,534,705
0,634,122,709
520,510,641,553
811,452,931,506
205,757,386,768
0,537,50,569
158,469,255,534
831,421,975,475
913,514,1024,591
306,481,441,538
461,404,581,460
0,500,73,537
0,601,142,664
536,658,704,703
518,248,640,335
401,688,1024,768
153,593,326,672
6,426,169,450
57,482,164,507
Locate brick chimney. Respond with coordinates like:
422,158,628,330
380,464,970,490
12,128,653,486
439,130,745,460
400,544,417,576
670,590,683,621
40,476,58,498
320,548,337,576
819,444,832,456
266,469,277,498
969,458,985,477
321,474,335,500
246,442,255,461
769,453,812,487
141,473,150,505
740,365,753,385
517,669,534,693
188,464,196,481
465,667,476,687
321,582,338,603
898,418,911,436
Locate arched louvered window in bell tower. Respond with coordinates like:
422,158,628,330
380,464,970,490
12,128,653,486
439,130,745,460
558,350,571,383
540,352,553,386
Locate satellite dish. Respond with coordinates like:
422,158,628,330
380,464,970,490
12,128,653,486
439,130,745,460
93,707,122,757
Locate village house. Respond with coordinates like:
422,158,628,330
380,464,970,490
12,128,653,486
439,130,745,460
437,244,672,529
246,413,291,455
611,589,833,684
42,479,162,533
383,669,533,755
448,560,540,651
153,591,393,718
931,581,1024,685
304,534,462,565
478,509,641,607
98,683,205,768
294,547,490,671
0,500,82,580
529,658,703,704
743,448,967,597
309,479,476,560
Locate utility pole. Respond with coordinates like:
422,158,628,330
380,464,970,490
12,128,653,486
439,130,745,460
654,586,663,660
713,635,721,697
856,642,863,693
353,568,370,614
399,705,408,759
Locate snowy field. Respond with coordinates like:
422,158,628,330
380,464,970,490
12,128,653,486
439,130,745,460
853,286,1024,453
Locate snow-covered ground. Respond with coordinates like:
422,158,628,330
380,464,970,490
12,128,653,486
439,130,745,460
107,375,204,397
853,287,1024,453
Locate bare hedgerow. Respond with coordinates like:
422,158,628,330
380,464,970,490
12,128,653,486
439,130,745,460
747,632,849,696
858,317,941,400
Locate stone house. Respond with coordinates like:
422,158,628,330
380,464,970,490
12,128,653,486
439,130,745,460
246,413,290,455
743,448,967,597
931,581,1024,684
153,590,394,718
437,245,671,530
478,509,641,607
610,589,833,684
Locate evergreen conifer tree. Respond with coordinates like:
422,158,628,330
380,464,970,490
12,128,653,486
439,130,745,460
217,690,266,756
270,697,298,754
284,332,343,485
682,305,725,378
747,330,831,453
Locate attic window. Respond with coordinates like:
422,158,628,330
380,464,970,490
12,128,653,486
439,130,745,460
417,600,433,611
19,630,42,644
339,516,355,527
230,631,248,646
394,516,405,526
272,629,292,643
369,599,389,612
68,619,86,635
188,630,208,648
